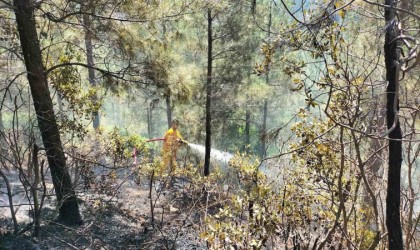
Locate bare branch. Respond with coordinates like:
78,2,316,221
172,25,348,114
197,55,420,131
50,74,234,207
363,0,420,21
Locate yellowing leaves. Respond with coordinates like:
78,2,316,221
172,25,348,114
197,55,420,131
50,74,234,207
351,76,364,86
292,77,302,84
327,66,336,76
315,143,329,155
338,9,346,18
333,0,347,18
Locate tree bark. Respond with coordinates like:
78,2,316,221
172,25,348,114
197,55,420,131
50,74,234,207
147,103,154,158
204,9,213,176
147,104,153,139
245,110,250,153
384,0,403,249
13,0,82,225
261,99,268,159
260,1,271,160
166,95,172,128
0,111,6,154
31,144,41,236
83,9,99,130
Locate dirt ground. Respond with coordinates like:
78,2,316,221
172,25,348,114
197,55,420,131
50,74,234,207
0,168,209,250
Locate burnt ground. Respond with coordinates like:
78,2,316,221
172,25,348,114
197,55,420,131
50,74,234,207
0,169,210,250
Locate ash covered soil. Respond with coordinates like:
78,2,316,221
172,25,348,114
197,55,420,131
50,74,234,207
0,168,208,250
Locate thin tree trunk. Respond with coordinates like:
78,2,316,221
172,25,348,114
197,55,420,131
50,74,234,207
31,144,41,236
149,169,155,227
204,9,213,177
13,0,82,225
245,110,250,153
83,11,99,130
260,1,271,160
0,110,3,133
0,169,18,234
261,99,268,159
147,103,154,158
0,111,6,154
162,21,172,130
147,106,153,139
166,95,172,128
384,0,403,248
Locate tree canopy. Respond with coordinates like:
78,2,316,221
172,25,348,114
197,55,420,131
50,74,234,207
0,0,419,249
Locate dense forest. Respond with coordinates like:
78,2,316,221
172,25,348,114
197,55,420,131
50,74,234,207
0,0,419,249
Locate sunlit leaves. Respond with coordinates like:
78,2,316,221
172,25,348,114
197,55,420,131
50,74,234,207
202,154,279,250
105,127,148,163
46,45,103,137
337,9,346,19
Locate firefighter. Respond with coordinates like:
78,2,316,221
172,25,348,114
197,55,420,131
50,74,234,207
162,119,186,170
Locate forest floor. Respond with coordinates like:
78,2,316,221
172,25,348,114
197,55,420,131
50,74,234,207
0,167,210,249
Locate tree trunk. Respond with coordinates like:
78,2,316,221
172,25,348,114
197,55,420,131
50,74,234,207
0,110,3,133
147,103,154,158
245,110,250,153
166,95,172,128
147,105,153,139
384,0,403,249
0,111,6,154
0,169,18,234
260,1,271,160
13,0,82,225
31,144,41,236
204,9,213,177
261,99,268,159
83,10,99,130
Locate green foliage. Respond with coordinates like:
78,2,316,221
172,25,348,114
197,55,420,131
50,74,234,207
105,127,148,163
1,0,418,248
47,45,101,136
290,111,340,178
202,154,277,249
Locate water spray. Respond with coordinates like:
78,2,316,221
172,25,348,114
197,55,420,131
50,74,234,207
187,143,233,170
136,138,232,170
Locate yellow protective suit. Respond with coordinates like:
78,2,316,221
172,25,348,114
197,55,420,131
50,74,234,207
162,128,183,170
